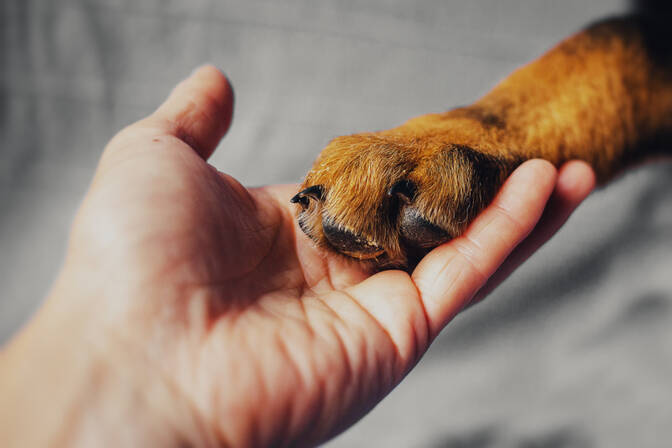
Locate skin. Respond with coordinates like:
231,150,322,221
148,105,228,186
0,66,595,447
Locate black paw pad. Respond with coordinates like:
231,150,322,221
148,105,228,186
322,219,383,258
399,206,450,249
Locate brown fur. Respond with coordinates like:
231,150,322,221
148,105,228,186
294,16,672,269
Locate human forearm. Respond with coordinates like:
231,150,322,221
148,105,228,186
0,267,203,448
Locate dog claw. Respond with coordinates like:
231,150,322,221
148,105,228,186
387,179,416,205
291,185,325,209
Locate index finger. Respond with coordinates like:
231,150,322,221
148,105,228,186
412,159,557,337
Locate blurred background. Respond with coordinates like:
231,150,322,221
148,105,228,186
1,0,671,446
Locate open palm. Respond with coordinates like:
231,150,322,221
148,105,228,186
57,67,595,446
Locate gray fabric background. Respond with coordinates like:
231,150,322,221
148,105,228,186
1,1,671,446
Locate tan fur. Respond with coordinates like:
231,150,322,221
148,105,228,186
295,17,672,268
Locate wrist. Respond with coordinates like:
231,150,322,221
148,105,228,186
0,266,213,447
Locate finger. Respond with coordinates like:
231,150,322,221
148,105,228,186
150,65,234,159
346,270,430,368
412,159,557,337
471,160,596,304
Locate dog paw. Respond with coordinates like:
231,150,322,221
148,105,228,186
293,124,520,268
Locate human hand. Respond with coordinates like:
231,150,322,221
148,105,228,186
0,66,595,447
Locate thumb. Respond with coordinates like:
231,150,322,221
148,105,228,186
148,65,235,159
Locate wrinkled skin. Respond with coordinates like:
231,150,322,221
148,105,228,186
0,67,595,447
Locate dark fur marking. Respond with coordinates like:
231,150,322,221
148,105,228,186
451,106,508,130
584,14,672,67
632,0,672,66
451,145,511,224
